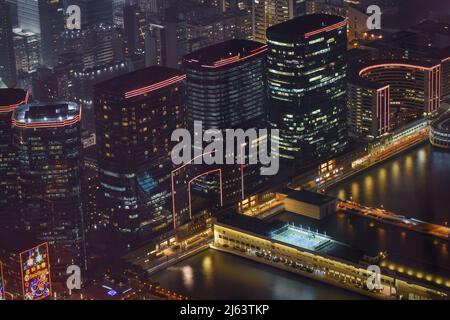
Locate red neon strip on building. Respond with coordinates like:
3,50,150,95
359,63,440,77
171,151,215,230
12,106,82,129
304,20,347,39
377,85,389,135
188,168,223,220
360,63,442,114
0,91,29,114
124,75,186,99
200,46,268,69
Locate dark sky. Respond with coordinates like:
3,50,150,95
390,0,450,28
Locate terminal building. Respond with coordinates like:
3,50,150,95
276,189,337,220
430,111,450,149
213,212,449,300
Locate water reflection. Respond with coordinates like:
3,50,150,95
151,250,365,300
331,144,450,224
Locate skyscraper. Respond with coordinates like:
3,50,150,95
0,0,17,87
94,66,186,246
123,3,146,57
182,39,268,208
267,14,348,168
12,102,84,258
253,0,307,43
0,88,28,225
17,0,65,67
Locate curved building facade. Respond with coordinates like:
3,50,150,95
267,14,348,168
183,39,267,131
359,62,441,118
12,102,84,250
430,112,450,149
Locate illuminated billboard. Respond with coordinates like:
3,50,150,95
20,243,52,300
0,261,4,300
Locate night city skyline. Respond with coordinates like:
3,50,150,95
1,0,450,310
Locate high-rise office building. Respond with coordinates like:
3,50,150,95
0,88,28,225
17,0,65,67
94,66,186,246
0,0,17,87
12,102,84,258
13,28,41,75
123,3,147,57
347,79,390,142
253,0,307,43
267,14,348,168
182,39,268,210
187,9,253,52
145,7,188,69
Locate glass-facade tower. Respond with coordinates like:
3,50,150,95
267,14,348,168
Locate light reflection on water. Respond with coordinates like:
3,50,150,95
331,144,450,224
151,250,366,300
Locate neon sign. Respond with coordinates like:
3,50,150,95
20,243,52,300
0,261,4,300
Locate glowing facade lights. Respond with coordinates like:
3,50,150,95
359,63,442,114
124,75,186,99
304,20,348,39
12,102,82,129
0,91,29,114
19,243,52,301
0,261,4,300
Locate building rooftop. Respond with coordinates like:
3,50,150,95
12,102,81,127
0,89,28,113
95,66,185,98
267,14,346,38
215,211,364,264
183,39,266,69
280,188,336,206
431,111,450,133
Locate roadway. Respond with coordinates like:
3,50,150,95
338,201,450,240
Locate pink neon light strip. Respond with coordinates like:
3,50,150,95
359,63,441,77
199,45,268,69
124,75,186,99
377,85,390,135
171,151,215,230
12,106,82,129
304,20,347,39
188,168,223,220
171,150,244,229
0,91,29,114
